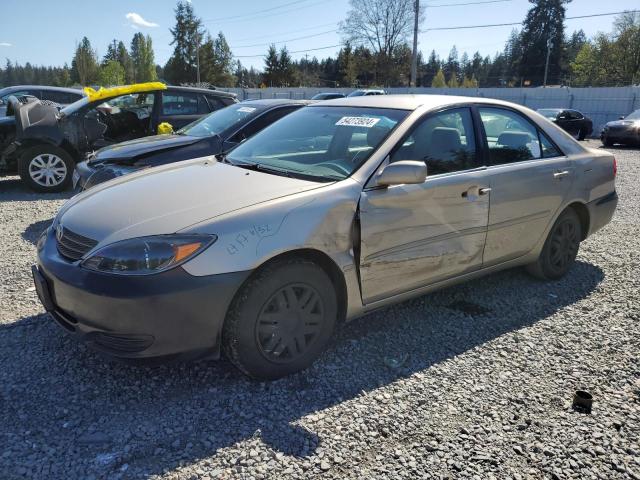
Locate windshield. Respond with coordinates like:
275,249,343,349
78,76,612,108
538,109,561,119
625,109,640,120
180,103,261,137
347,91,366,97
226,106,408,181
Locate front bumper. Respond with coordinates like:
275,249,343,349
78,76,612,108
586,191,617,237
601,129,640,145
35,227,250,360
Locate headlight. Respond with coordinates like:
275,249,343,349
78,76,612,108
81,234,216,275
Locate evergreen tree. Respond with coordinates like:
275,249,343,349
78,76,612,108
71,37,99,85
518,0,571,86
263,44,279,86
117,41,134,83
431,69,446,87
131,33,157,83
164,0,203,84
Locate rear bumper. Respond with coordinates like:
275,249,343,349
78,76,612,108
35,227,250,361
586,191,617,237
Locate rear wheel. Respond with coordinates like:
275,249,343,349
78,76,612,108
526,208,582,280
18,145,74,193
577,128,586,141
222,258,337,380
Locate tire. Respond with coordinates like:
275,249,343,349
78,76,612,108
577,128,586,141
602,136,614,147
526,208,582,280
18,145,74,193
222,258,337,380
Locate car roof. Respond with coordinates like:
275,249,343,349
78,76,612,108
240,98,314,107
310,94,528,111
166,85,236,98
0,85,84,95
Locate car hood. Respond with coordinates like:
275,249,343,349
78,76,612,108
57,158,325,247
89,134,207,165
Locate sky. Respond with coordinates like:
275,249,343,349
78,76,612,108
1,0,638,71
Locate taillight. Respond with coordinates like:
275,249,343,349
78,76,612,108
613,157,617,177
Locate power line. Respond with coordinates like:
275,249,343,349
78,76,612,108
232,29,337,49
202,0,312,22
422,10,639,31
425,0,512,8
232,22,338,42
202,0,330,25
234,44,343,59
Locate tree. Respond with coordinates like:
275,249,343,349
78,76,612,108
164,0,203,84
103,40,119,65
518,0,572,86
263,44,279,86
117,41,134,83
131,33,157,83
99,60,125,86
447,72,459,88
340,0,422,86
337,43,357,87
431,69,446,87
278,46,296,86
71,37,99,85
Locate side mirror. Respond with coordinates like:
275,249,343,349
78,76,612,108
376,160,427,187
157,122,174,135
619,115,625,120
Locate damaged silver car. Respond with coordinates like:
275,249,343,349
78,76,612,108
34,95,617,379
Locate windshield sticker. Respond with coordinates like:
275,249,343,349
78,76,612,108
238,106,257,113
336,116,381,128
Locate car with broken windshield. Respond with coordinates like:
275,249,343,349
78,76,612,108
34,95,617,380
0,82,236,192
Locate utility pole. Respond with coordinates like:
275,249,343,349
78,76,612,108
304,53,309,87
195,31,201,84
543,38,552,88
410,0,420,87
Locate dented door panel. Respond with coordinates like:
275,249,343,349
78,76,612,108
358,169,490,304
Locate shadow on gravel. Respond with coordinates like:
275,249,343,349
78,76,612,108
22,219,54,245
0,260,604,478
0,177,75,203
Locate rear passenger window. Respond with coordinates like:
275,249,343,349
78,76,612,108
391,107,477,175
42,91,82,104
479,107,542,164
162,92,209,115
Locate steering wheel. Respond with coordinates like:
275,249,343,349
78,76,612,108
95,109,116,134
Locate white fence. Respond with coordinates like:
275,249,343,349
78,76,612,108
219,86,640,136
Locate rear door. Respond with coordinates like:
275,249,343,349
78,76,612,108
359,107,491,303
477,106,574,266
157,91,211,130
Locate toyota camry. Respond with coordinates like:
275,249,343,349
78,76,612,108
33,95,617,379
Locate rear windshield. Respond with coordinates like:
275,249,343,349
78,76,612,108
227,106,409,181
626,109,640,120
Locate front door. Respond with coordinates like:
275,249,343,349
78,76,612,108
359,107,491,304
477,106,574,265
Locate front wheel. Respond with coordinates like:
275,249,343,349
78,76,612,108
602,136,614,147
222,259,337,380
578,128,586,141
526,208,582,280
18,145,74,193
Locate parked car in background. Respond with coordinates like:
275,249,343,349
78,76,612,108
34,95,617,379
347,89,386,97
600,109,640,147
74,99,312,190
311,92,346,100
0,85,84,116
537,108,593,140
0,82,237,192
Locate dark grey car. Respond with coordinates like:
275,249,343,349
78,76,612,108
601,109,640,146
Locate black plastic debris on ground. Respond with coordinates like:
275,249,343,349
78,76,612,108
446,300,493,317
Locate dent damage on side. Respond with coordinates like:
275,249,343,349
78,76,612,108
181,179,367,321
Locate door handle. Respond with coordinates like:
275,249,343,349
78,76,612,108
553,170,570,179
462,186,491,199
479,187,492,195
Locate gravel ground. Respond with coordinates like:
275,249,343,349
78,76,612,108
0,139,638,480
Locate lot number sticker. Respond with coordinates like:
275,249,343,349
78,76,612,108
238,107,257,113
336,116,381,128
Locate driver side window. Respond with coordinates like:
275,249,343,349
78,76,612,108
391,107,477,175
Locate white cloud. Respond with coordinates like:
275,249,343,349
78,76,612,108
125,13,159,28
0,42,12,47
